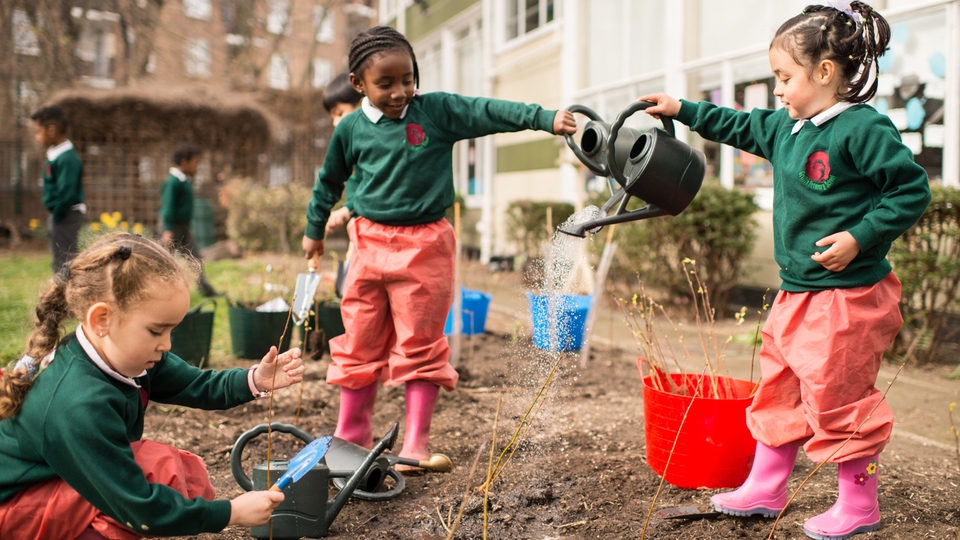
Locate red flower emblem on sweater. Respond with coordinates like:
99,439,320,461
799,150,835,191
45,165,51,176
805,151,830,182
406,123,429,149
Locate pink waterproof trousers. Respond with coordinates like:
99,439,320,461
327,217,459,391
746,272,902,463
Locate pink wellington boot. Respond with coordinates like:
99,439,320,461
710,441,799,517
333,382,378,448
803,455,881,540
397,380,440,466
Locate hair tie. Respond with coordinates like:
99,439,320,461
55,265,70,285
115,246,132,261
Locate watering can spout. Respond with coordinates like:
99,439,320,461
326,422,399,524
558,204,670,237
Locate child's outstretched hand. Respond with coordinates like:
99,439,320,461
228,490,284,527
325,207,352,234
553,110,577,135
637,94,681,119
253,346,304,391
812,231,861,272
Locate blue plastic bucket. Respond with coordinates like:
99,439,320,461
526,293,592,351
444,287,492,335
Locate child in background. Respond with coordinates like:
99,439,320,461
160,142,218,297
0,233,304,540
322,72,364,235
31,105,86,273
640,3,930,539
301,26,576,469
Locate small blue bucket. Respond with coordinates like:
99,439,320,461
526,292,592,351
444,287,492,335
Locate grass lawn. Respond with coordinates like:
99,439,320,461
0,250,331,366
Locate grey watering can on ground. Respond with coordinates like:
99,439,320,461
559,101,706,237
231,422,399,539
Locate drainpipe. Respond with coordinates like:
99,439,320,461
479,0,495,263
720,59,735,190
559,0,579,205
945,1,959,187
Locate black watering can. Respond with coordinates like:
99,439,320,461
231,422,401,539
559,101,706,237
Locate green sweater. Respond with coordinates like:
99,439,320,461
42,144,85,222
305,92,557,239
0,336,254,535
159,171,194,231
676,100,931,292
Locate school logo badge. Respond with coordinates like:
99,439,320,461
406,123,429,150
799,150,835,191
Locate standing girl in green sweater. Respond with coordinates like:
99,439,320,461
640,2,930,539
0,233,304,539
301,26,576,470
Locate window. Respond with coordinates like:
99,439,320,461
185,38,211,78
504,0,554,42
267,0,290,35
13,9,40,56
313,7,334,43
312,58,333,88
269,54,290,89
183,0,211,20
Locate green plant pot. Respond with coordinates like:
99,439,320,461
227,302,293,360
171,299,216,367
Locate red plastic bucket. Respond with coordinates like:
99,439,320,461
640,361,758,489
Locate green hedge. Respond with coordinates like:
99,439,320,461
504,200,576,258
889,185,960,364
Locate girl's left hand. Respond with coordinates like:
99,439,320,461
254,346,305,391
812,232,861,272
553,110,577,135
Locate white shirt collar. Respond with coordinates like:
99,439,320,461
76,325,145,387
791,101,855,135
360,96,409,123
46,140,74,161
169,167,189,181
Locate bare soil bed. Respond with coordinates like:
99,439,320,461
152,329,960,540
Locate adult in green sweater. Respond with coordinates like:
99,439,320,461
159,142,218,297
301,26,576,471
640,3,930,539
31,105,86,273
0,233,304,539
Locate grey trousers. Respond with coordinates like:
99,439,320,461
49,209,85,273
169,223,215,293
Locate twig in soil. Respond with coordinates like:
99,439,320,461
948,402,960,474
266,305,292,540
443,443,486,540
767,360,907,539
749,289,770,386
641,366,709,540
477,351,565,492
483,394,502,540
554,519,589,529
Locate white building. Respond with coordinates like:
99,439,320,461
383,0,959,288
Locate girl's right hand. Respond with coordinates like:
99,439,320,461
302,235,325,259
228,490,285,527
637,94,681,119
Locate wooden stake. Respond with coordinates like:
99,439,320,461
450,202,463,366
579,226,617,368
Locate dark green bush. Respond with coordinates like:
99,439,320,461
594,180,759,317
889,185,960,364
504,200,575,257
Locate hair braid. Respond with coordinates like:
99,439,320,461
773,2,890,103
348,26,419,88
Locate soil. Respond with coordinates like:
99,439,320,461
154,331,960,540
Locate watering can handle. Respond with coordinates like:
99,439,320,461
230,422,315,491
563,104,609,177
607,101,676,185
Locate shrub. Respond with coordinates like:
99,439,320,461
221,178,311,253
889,185,960,364
595,180,759,317
504,200,575,258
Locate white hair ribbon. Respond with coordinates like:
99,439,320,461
822,1,863,24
